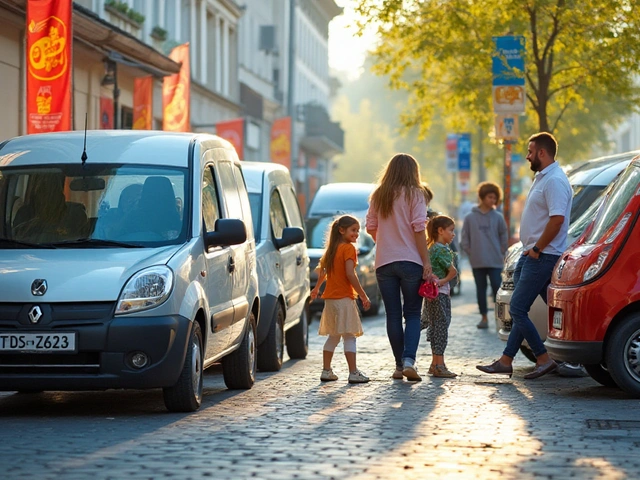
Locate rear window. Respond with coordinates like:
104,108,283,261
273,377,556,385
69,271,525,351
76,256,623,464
308,188,371,216
583,163,640,245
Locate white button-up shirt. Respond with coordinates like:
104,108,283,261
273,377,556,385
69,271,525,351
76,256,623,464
519,161,572,255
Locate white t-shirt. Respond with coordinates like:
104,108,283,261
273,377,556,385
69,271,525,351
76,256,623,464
519,161,572,255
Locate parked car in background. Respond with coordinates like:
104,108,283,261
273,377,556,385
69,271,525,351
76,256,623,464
305,182,381,317
242,162,310,372
546,157,640,396
306,214,380,317
0,131,260,412
495,150,638,361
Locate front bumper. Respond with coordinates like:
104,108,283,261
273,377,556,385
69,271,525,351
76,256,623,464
0,314,192,391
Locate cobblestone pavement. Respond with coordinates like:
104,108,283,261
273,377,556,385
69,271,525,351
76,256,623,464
1,268,639,479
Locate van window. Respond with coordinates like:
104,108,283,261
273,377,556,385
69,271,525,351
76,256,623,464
583,163,640,244
217,161,244,220
270,190,287,239
232,163,254,239
281,187,304,228
1,164,187,246
202,166,220,232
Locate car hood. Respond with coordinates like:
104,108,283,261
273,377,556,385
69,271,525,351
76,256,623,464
0,246,181,302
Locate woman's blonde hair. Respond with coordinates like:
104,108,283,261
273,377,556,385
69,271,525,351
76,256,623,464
426,215,454,247
319,215,359,276
370,153,423,218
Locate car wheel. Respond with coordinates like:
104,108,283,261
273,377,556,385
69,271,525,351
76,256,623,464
519,345,537,363
222,312,257,389
286,304,309,359
605,314,640,397
163,321,204,412
583,363,617,387
257,302,285,372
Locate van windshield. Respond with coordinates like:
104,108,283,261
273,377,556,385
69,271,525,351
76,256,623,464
583,163,640,245
0,164,188,247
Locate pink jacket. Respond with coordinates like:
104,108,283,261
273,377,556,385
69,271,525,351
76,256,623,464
365,188,427,269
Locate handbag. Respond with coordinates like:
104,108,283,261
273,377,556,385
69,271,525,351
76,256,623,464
419,280,439,299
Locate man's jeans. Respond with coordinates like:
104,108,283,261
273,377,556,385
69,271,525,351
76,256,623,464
376,261,423,368
472,267,502,315
504,253,560,359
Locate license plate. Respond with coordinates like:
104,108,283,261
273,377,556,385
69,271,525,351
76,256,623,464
553,311,563,330
0,333,76,352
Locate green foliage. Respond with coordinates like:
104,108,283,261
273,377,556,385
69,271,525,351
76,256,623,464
354,0,640,160
152,25,168,41
105,0,146,24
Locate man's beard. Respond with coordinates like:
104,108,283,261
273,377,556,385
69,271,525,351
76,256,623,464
530,157,542,172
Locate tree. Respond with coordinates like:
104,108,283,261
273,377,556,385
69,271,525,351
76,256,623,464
354,0,640,157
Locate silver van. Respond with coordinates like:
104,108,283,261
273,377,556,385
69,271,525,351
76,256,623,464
243,162,310,372
0,131,259,412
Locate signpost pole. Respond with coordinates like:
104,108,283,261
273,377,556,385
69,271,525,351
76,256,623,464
503,142,512,238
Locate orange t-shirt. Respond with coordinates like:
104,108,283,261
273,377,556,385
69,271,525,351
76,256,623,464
322,243,358,300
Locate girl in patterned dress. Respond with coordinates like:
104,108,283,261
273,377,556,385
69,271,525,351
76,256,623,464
311,215,371,384
422,215,458,378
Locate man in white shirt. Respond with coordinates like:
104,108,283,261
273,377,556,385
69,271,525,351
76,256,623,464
477,132,572,379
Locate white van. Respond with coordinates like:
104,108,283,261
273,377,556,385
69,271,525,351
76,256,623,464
0,131,259,412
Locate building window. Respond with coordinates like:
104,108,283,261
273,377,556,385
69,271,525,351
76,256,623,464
121,106,134,129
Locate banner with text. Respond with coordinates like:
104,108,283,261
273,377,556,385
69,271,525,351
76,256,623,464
492,35,525,114
217,118,244,159
457,133,471,172
271,117,292,169
163,43,190,132
133,76,153,130
26,0,72,133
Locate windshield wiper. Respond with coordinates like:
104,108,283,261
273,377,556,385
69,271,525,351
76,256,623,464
46,238,144,248
0,238,56,249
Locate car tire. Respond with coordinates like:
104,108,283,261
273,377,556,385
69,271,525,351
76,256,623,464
519,345,537,363
286,304,309,359
163,321,204,412
605,314,640,397
257,303,285,372
222,312,257,390
583,363,617,387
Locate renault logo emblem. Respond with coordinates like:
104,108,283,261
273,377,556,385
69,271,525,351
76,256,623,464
31,279,48,296
28,306,43,324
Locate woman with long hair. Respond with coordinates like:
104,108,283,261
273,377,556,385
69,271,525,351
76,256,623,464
366,153,434,381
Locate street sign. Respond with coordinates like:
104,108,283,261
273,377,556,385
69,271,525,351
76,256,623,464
457,133,471,172
492,35,525,114
446,134,458,172
492,36,525,86
495,114,519,142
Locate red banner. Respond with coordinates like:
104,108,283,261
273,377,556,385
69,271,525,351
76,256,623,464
270,117,292,169
162,43,190,132
99,96,113,129
133,76,153,130
26,0,72,134
216,118,244,159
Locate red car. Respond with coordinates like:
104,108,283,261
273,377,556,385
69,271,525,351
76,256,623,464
546,157,640,396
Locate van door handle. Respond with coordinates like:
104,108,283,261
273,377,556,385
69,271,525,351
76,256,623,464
228,256,235,273
296,255,303,266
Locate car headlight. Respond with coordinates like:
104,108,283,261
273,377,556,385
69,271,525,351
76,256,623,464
116,266,174,314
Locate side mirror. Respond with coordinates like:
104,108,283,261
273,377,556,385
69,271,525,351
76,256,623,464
205,218,247,248
275,226,304,249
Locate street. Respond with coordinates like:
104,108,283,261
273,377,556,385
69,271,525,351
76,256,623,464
1,267,639,480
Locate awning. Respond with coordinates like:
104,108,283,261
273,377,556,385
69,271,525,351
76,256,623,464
0,0,181,76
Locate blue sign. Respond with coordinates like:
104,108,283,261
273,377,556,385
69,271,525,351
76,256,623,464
512,153,522,163
492,35,525,86
457,134,471,172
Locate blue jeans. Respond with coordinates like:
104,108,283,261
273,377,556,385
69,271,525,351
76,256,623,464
504,253,560,359
376,261,424,368
472,267,502,315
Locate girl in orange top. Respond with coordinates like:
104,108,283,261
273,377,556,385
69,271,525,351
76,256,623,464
311,215,371,384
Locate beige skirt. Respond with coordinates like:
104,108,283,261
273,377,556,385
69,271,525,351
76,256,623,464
318,297,364,337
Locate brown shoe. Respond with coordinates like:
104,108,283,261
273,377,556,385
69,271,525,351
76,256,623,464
476,359,513,378
524,360,557,379
476,319,489,329
433,364,457,378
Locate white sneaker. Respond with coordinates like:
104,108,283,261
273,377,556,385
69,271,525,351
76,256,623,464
348,370,370,384
320,369,338,381
402,359,422,381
